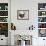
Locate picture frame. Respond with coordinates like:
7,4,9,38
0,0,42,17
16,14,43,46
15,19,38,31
17,10,29,20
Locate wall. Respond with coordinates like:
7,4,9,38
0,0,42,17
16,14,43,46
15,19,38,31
11,0,38,30
10,0,46,46
11,0,46,30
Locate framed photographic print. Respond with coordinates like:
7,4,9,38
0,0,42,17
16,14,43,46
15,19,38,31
17,10,29,20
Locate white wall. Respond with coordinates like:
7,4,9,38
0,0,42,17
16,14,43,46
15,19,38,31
11,0,38,30
10,0,46,46
11,0,46,30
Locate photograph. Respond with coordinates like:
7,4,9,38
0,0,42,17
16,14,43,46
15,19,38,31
17,10,29,20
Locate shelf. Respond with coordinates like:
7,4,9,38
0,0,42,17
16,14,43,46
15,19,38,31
38,28,46,29
0,16,8,17
38,15,46,17
0,22,8,23
38,10,46,11
0,10,8,11
38,22,46,23
38,3,46,37
0,3,8,37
